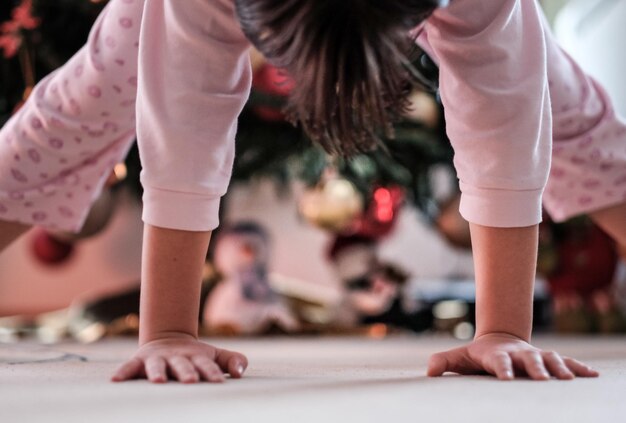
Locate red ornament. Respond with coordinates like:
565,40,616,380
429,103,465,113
548,224,617,296
350,186,404,239
251,64,295,121
31,228,74,265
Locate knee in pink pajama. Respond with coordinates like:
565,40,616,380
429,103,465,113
0,0,144,232
543,25,626,221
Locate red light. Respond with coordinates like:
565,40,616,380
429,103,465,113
373,188,394,222
376,208,394,222
374,188,391,203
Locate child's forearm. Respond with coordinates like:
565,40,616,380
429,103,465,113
138,224,212,345
112,225,250,383
428,222,598,379
469,223,538,342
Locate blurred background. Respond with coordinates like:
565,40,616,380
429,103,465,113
0,0,625,343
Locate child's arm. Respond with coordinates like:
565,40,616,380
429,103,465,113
427,223,599,380
419,1,599,379
107,0,252,383
111,224,247,383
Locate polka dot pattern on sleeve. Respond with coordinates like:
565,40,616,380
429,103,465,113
543,24,626,222
0,0,143,232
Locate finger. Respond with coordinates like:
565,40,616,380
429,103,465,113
542,351,574,380
427,352,448,377
145,356,168,384
191,356,226,383
486,352,514,381
111,358,144,382
515,351,550,380
214,349,248,379
427,347,477,377
563,357,600,378
167,356,200,384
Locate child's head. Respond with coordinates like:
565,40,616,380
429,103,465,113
234,0,441,156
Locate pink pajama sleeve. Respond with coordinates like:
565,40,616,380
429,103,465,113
137,0,252,231
423,0,552,228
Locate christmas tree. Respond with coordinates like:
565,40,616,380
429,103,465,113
2,0,624,335
0,0,454,224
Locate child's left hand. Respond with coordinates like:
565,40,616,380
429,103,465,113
427,332,600,380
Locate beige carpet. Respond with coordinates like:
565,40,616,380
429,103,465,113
1,335,624,422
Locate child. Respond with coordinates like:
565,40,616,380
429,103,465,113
1,0,621,383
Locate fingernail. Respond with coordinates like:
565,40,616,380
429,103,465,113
505,371,514,379
237,364,245,375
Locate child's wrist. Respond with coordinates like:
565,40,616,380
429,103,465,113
474,330,530,343
139,329,198,346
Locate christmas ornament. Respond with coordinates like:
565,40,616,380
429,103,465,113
250,62,294,122
31,189,115,265
31,228,74,265
548,222,617,296
351,186,404,239
299,177,365,232
544,218,625,333
30,166,125,265
403,90,440,129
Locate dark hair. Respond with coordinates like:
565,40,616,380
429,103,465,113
235,0,441,156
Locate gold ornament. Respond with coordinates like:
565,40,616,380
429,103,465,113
404,90,440,129
299,178,364,232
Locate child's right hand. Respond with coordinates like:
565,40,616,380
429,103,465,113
111,336,248,384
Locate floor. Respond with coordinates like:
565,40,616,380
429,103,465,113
1,335,625,422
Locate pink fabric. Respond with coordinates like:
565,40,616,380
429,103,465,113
0,0,625,233
0,0,251,232
420,0,626,226
0,0,141,231
137,0,251,231
421,0,552,227
541,18,626,221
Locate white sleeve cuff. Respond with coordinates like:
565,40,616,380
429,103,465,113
459,182,544,228
141,186,222,232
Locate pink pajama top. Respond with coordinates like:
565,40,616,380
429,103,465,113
137,0,551,231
